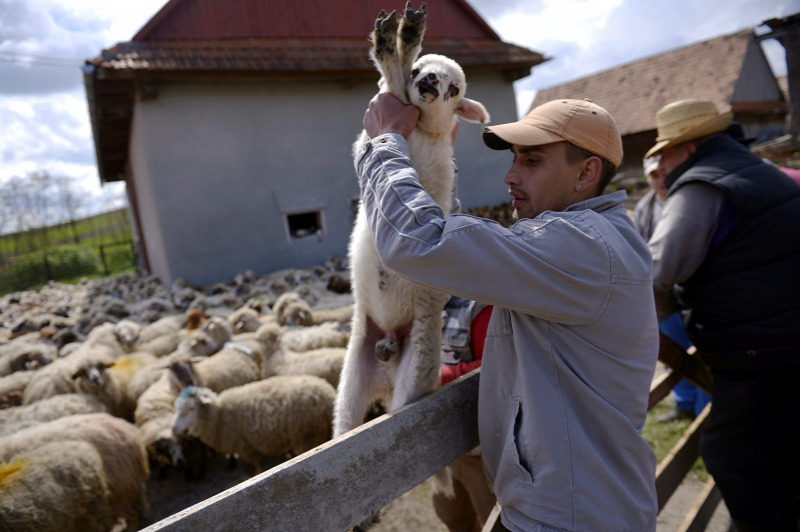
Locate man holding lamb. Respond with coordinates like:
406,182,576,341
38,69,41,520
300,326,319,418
357,94,659,532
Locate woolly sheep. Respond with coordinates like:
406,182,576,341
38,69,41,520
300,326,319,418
0,341,54,376
0,370,38,409
280,321,350,352
21,341,122,405
335,3,489,436
134,371,184,469
172,376,336,473
166,339,264,393
274,292,354,327
0,413,149,532
228,306,266,334
72,352,158,420
0,393,107,437
256,322,346,387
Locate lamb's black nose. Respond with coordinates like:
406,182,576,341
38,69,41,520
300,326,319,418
426,73,438,85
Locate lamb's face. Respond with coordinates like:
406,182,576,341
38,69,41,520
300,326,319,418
406,54,466,111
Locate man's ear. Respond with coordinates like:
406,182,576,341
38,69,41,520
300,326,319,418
575,156,602,192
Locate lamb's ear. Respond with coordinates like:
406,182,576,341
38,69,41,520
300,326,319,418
455,98,490,124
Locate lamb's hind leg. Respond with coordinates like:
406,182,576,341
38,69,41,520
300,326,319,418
388,304,441,411
332,313,384,437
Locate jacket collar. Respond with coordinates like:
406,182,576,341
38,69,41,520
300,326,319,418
565,190,627,214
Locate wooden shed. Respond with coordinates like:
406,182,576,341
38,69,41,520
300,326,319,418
83,0,546,286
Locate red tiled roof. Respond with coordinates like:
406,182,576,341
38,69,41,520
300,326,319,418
85,0,547,183
88,38,545,76
531,29,759,136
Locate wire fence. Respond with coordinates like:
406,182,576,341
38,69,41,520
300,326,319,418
0,240,137,295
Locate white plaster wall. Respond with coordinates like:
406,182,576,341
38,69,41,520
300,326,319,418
129,73,519,286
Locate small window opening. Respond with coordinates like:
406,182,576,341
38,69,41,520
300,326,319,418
287,211,322,239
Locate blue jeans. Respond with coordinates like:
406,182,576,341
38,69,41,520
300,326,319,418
659,312,711,415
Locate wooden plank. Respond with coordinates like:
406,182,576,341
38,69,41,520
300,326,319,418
140,370,481,532
655,404,711,511
649,369,682,411
675,478,723,532
657,332,713,394
482,503,504,532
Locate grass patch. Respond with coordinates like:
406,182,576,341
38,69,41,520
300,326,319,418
642,393,710,482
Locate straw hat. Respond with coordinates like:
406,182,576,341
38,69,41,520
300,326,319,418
645,99,733,158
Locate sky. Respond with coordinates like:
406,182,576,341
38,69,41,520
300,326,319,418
0,0,797,219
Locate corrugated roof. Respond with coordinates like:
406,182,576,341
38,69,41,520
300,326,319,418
531,29,755,136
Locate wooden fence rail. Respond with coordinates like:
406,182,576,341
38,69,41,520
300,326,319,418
142,334,718,532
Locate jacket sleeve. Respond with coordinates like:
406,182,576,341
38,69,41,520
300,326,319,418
356,134,614,325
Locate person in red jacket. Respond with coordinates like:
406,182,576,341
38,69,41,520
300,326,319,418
433,295,495,532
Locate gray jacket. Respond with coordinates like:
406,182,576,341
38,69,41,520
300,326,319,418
357,134,659,532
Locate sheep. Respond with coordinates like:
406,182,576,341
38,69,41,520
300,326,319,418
280,321,350,352
0,393,107,437
166,339,264,393
171,375,336,474
0,341,54,376
0,370,38,409
228,306,267,334
21,340,122,405
134,371,185,470
71,352,158,420
273,291,354,327
334,2,489,437
0,413,149,532
254,323,345,387
132,313,187,357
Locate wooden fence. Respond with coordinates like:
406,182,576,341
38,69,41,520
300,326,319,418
141,334,717,532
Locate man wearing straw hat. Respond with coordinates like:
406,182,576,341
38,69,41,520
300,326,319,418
357,94,659,531
646,98,800,532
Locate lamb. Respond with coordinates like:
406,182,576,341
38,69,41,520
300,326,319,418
0,393,107,437
0,413,149,532
171,375,336,474
334,2,489,436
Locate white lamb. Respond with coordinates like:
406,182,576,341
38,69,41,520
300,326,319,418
333,2,489,436
171,376,336,474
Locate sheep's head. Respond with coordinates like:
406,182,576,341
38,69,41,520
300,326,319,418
407,54,490,133
72,361,113,391
172,386,216,437
200,316,233,346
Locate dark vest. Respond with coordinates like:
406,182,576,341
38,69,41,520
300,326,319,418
668,134,800,370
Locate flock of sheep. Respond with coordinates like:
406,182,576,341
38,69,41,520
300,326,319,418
0,258,357,531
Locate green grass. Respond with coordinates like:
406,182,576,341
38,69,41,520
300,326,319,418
643,395,709,481
0,209,135,295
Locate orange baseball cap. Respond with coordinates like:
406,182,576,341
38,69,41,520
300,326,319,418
482,98,623,167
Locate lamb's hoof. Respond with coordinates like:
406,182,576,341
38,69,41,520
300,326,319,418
374,338,398,361
373,10,398,56
404,1,427,25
